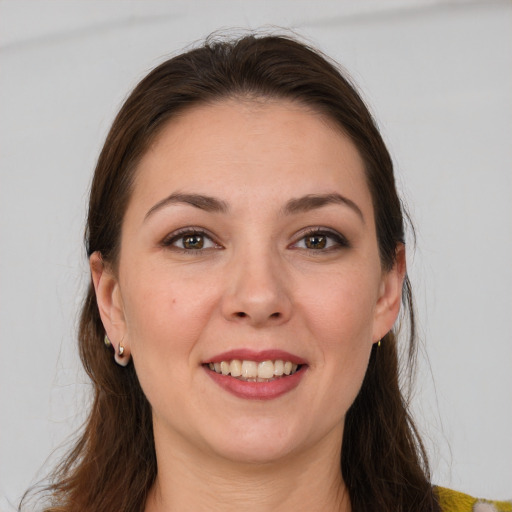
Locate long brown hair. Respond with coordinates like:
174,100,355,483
22,33,439,512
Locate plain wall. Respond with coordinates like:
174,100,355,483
1,0,511,508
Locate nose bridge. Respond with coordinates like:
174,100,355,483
222,236,291,326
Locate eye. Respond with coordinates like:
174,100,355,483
292,228,349,251
162,228,220,252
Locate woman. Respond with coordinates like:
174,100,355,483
22,34,509,512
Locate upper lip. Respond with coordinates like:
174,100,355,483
204,349,307,365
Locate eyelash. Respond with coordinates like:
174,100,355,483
161,227,221,253
160,227,350,253
291,227,350,252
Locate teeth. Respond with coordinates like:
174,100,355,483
230,359,242,377
241,360,258,378
274,360,284,376
258,360,274,379
220,361,230,375
207,359,301,380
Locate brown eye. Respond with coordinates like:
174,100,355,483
305,235,327,249
163,229,219,252
292,229,350,252
183,234,204,249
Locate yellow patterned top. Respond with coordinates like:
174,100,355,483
436,487,512,512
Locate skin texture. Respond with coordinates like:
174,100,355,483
91,99,405,511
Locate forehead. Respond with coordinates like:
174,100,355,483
130,98,372,218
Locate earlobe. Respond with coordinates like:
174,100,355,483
372,244,407,343
90,252,130,362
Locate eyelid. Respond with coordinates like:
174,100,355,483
160,225,348,252
290,226,350,250
161,227,222,251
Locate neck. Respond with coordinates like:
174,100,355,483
145,427,351,512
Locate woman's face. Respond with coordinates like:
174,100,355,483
93,99,404,465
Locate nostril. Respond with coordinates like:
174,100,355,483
233,311,282,320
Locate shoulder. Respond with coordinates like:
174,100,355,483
435,486,512,512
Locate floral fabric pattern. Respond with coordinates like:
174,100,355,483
436,486,512,512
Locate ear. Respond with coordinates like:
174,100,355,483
90,251,131,363
372,244,407,343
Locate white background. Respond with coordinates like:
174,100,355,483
1,0,511,509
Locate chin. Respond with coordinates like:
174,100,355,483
215,441,296,466
202,417,308,465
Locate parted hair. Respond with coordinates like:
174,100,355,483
22,33,439,512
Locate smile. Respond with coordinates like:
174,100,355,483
203,349,307,399
207,359,300,382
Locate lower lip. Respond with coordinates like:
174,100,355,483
205,366,307,400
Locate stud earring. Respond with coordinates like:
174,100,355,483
377,339,382,348
104,334,111,347
115,339,130,367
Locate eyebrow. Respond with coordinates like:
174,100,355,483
144,192,229,221
283,193,364,222
144,191,364,222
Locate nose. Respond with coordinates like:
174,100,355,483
221,245,292,327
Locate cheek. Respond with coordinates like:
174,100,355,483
120,271,217,413
121,266,221,357
297,267,378,408
299,266,379,347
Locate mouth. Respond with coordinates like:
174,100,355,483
203,350,308,400
205,359,302,382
